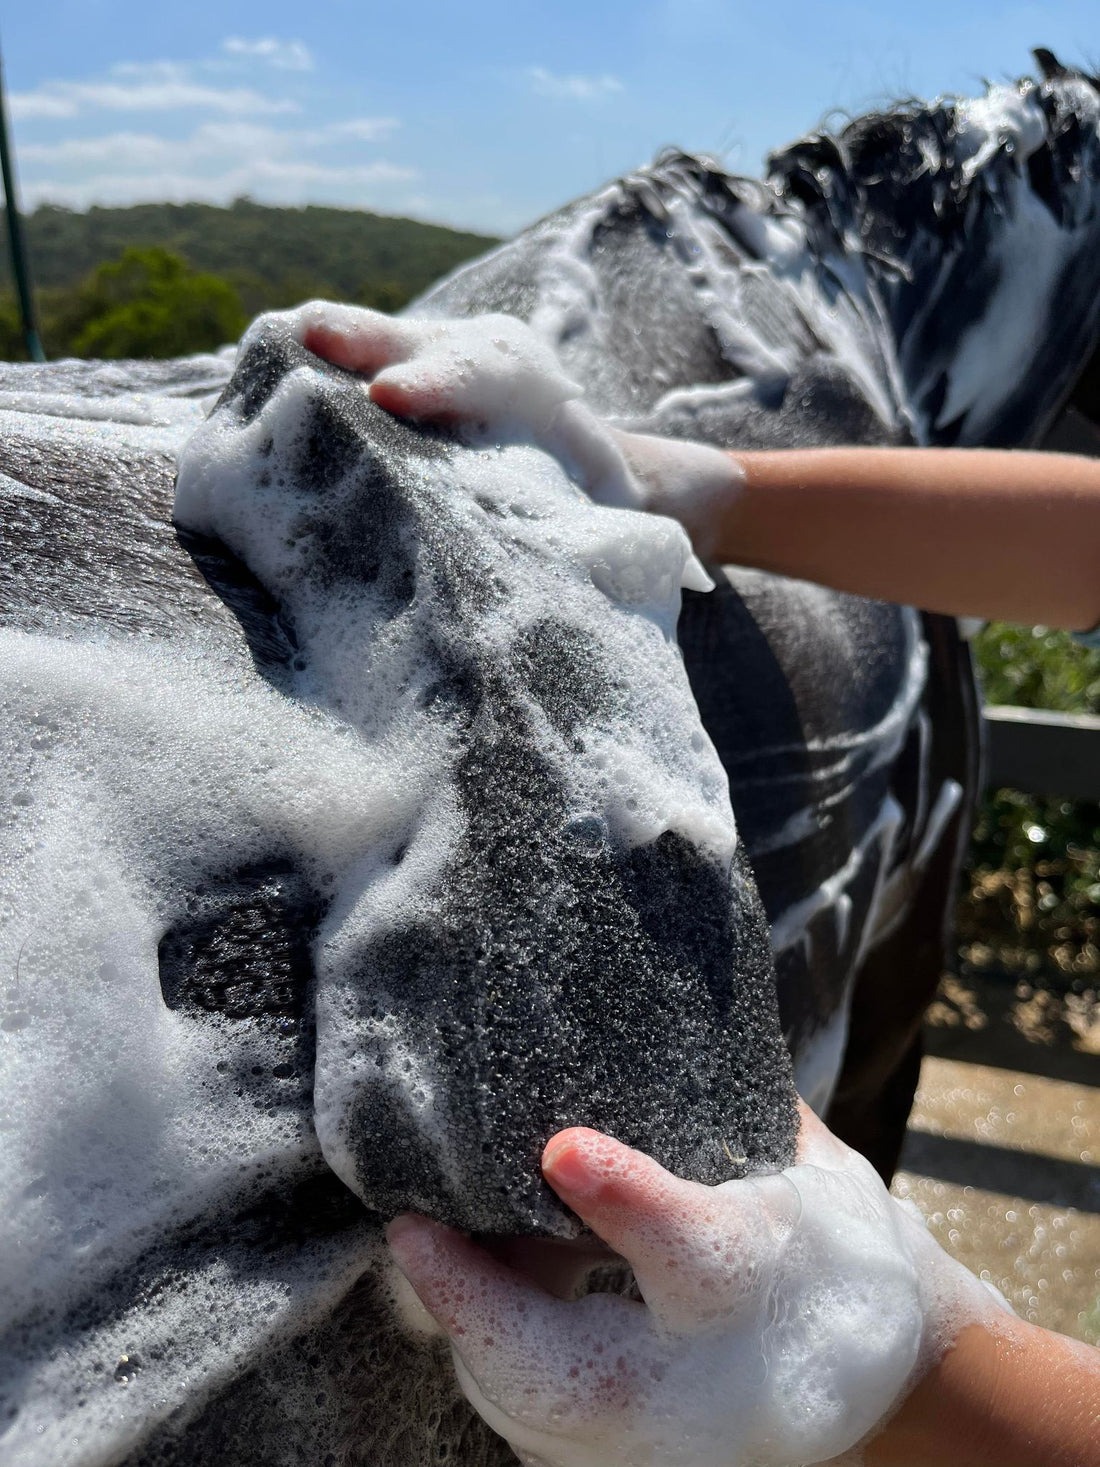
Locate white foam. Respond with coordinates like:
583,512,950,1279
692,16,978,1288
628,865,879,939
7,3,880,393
0,402,197,459
174,307,747,1214
953,86,1049,182
0,389,204,429
0,630,400,1315
178,306,735,865
631,173,904,436
770,796,903,958
793,1001,851,1116
898,82,1100,444
398,1124,1007,1467
870,777,965,948
0,618,414,1460
0,299,751,1458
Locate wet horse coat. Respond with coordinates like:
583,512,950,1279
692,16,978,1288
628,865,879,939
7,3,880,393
2,55,1100,1467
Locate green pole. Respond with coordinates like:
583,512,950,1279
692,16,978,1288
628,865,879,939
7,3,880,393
0,43,44,362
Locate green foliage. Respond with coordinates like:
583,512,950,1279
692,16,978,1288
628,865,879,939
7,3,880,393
973,621,1100,713
56,247,247,359
0,295,24,359
964,624,1100,983
960,789,1100,981
0,246,249,360
0,199,497,337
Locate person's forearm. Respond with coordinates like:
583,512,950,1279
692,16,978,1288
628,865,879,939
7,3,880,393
863,1315,1100,1467
295,311,1100,631
705,447,1100,632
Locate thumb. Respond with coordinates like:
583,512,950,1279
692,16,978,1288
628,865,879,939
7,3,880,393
542,1129,792,1334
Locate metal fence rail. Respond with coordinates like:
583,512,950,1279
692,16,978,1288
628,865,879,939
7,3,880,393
983,705,1100,801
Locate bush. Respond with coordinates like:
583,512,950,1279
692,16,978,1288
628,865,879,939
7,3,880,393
61,247,247,359
973,622,1100,714
0,246,249,360
963,624,1100,983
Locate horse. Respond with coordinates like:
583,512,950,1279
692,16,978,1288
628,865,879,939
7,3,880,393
1,51,1098,1467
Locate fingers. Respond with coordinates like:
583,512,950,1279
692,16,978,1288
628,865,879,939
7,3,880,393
386,1121,937,1467
541,1129,790,1333
386,1213,535,1341
386,1213,649,1439
369,366,466,425
296,307,589,450
299,306,461,422
540,1128,687,1242
299,304,416,376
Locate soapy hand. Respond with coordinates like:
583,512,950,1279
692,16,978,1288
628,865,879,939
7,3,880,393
283,302,739,555
280,301,639,510
387,1108,996,1467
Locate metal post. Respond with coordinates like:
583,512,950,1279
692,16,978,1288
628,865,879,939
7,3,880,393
0,43,44,362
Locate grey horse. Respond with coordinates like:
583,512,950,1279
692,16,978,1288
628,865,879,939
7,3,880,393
1,51,1098,1467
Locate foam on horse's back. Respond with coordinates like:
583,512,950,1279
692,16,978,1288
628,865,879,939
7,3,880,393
176,316,797,1233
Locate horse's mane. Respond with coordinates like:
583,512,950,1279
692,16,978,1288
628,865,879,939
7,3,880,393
766,54,1094,265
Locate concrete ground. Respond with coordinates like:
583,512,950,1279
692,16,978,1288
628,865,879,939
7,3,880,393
891,971,1100,1343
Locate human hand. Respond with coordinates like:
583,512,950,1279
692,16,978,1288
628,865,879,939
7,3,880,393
276,302,740,557
387,1109,998,1467
269,301,639,509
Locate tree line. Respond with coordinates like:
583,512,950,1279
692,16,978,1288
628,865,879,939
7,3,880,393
0,198,498,360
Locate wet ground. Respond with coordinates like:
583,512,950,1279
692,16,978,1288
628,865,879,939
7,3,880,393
892,970,1100,1343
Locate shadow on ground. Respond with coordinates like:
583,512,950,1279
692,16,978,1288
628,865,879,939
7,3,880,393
892,968,1099,1343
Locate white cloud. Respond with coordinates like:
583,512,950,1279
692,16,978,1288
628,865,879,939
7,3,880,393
22,159,418,211
21,121,407,173
221,37,314,72
19,114,417,211
21,132,183,169
10,78,298,120
526,67,624,101
257,159,415,186
11,46,413,216
326,117,401,142
8,91,74,121
108,60,194,85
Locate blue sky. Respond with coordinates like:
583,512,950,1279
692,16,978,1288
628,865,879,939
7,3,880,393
3,2,1097,235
